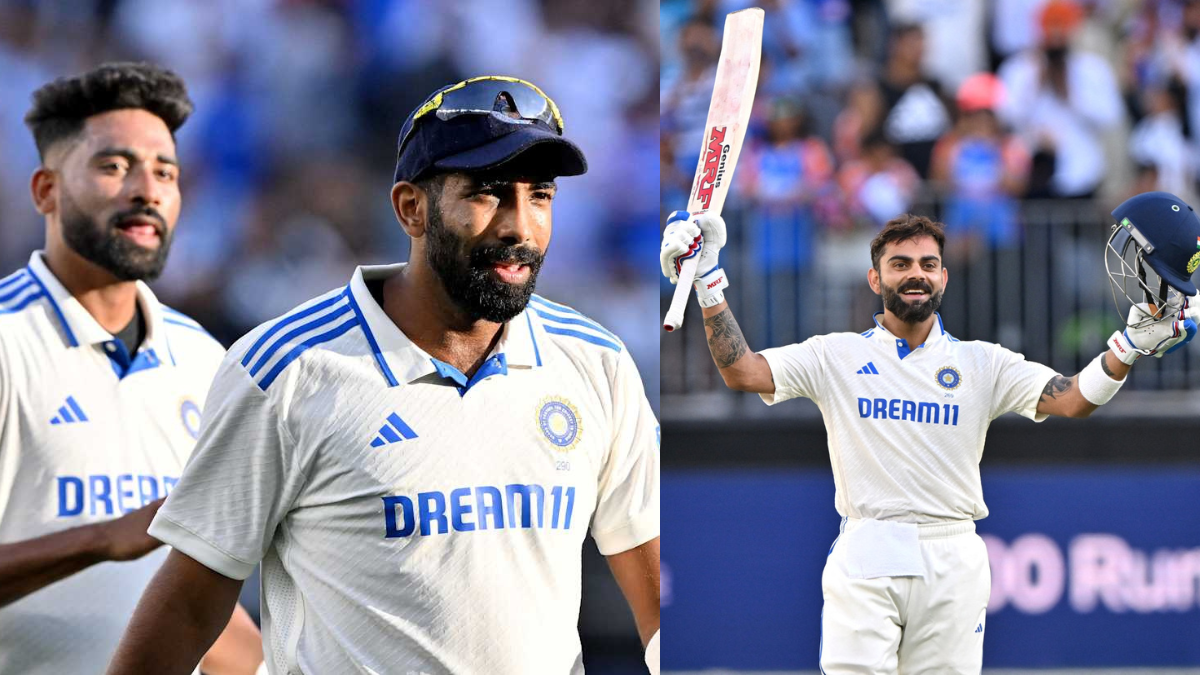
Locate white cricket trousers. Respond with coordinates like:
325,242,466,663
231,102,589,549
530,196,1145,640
820,518,989,674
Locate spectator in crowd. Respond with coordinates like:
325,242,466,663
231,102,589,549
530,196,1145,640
740,98,839,343
878,22,952,178
1129,78,1195,203
997,0,1123,199
887,0,989,91
837,130,921,227
931,72,1031,253
662,16,721,183
833,79,885,164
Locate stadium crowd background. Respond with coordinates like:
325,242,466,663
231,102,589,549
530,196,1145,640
660,0,1200,414
0,0,658,672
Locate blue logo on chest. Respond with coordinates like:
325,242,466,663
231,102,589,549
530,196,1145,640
538,399,580,448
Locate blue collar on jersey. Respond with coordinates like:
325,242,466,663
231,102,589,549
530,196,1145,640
24,251,180,379
348,264,544,391
861,312,953,359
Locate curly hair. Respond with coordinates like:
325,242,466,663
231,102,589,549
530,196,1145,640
24,62,193,160
869,214,946,270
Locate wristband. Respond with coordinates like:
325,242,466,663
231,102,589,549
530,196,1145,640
645,629,660,675
694,267,728,308
1078,354,1125,405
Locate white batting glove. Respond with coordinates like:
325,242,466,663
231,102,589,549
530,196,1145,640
1108,300,1196,363
660,210,702,284
660,210,730,307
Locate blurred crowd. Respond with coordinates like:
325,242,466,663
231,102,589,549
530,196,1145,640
0,0,661,408
662,0,1200,268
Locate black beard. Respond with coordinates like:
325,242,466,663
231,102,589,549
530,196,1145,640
60,190,172,282
424,208,544,323
881,278,942,324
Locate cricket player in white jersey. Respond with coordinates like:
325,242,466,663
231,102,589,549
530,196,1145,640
107,76,661,675
660,198,1200,673
0,63,262,674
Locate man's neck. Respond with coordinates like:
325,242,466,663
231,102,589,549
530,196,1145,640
42,244,139,334
381,265,504,377
878,310,937,347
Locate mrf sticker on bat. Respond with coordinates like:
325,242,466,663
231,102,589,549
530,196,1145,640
693,125,730,211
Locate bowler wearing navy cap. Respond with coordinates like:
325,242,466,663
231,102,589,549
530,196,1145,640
108,76,662,675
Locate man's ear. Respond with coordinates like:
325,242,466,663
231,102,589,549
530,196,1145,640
30,167,57,216
867,266,881,296
391,181,427,238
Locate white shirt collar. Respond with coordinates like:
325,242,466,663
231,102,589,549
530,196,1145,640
347,264,545,387
25,251,169,351
864,312,950,358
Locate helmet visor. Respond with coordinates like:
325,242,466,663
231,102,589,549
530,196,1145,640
1106,220,1184,327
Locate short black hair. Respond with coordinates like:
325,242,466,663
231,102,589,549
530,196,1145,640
24,62,193,161
870,214,946,270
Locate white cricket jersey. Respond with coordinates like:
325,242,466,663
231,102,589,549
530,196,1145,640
150,263,660,675
760,313,1057,524
0,251,224,674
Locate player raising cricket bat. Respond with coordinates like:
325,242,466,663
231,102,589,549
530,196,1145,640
660,192,1200,673
663,7,762,331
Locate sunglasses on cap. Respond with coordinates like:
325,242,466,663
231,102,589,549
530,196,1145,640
397,76,566,158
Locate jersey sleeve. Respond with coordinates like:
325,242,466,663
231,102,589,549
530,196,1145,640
758,335,827,405
987,343,1059,422
590,350,660,556
148,352,307,580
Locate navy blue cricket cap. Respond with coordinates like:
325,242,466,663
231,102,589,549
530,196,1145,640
393,76,587,184
1112,190,1200,295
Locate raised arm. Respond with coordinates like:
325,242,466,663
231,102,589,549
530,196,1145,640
1037,302,1193,418
0,497,165,608
1035,351,1129,418
661,211,775,394
107,549,244,675
700,301,774,393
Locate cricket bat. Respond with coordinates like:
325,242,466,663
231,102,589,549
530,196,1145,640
663,7,764,332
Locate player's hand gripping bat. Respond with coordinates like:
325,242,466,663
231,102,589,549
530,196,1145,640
663,8,763,332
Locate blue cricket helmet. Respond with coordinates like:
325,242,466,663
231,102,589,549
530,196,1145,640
1107,191,1200,327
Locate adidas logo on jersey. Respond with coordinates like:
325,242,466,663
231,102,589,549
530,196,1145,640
856,362,879,375
975,623,983,634
49,396,89,425
369,412,418,447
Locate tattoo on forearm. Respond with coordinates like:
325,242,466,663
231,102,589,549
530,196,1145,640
1100,355,1117,378
1040,375,1074,401
704,308,749,369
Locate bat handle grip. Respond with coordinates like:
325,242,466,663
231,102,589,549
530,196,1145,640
663,256,700,332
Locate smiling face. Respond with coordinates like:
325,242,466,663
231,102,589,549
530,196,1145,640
869,235,948,324
420,171,556,323
40,108,181,281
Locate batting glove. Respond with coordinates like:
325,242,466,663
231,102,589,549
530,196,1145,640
660,210,730,307
1108,300,1196,364
660,210,702,284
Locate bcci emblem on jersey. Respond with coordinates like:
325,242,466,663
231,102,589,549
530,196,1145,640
538,397,582,451
179,399,202,439
936,366,962,390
